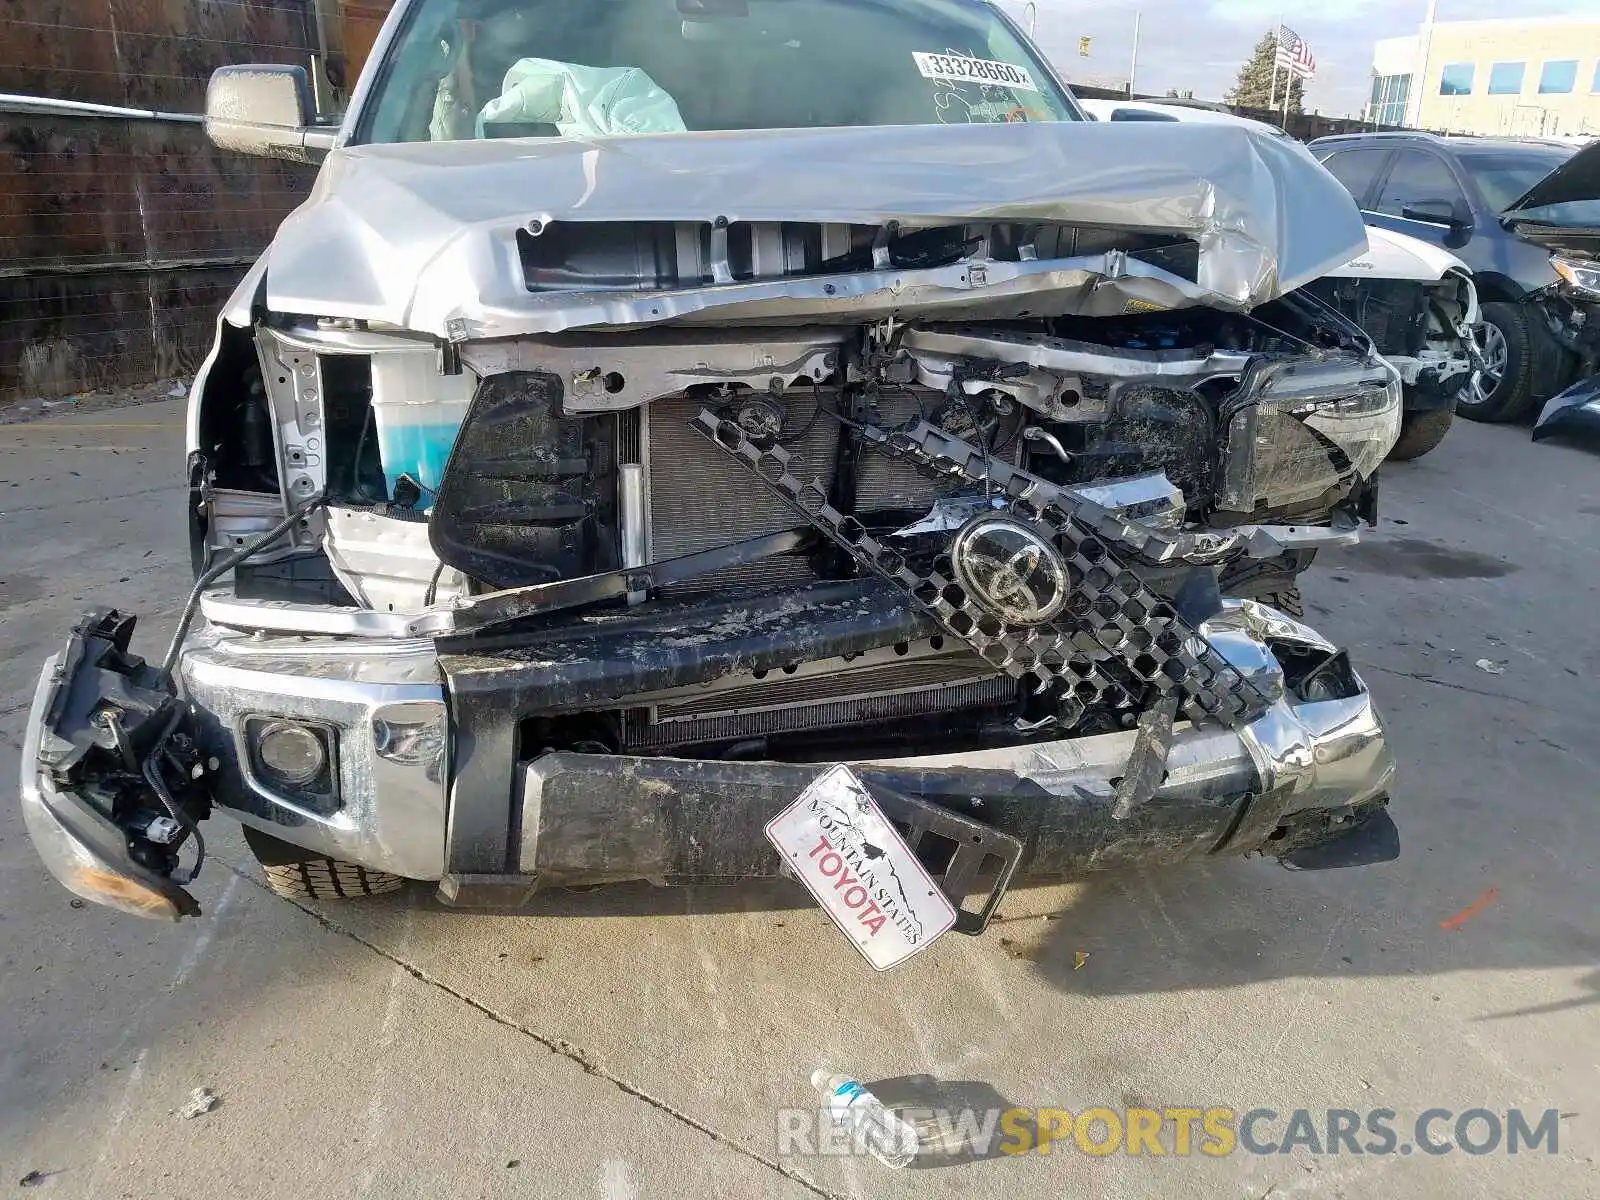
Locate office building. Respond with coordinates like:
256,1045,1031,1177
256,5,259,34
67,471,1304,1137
1369,16,1600,137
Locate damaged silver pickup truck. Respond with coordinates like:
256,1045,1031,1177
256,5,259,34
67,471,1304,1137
20,0,1400,946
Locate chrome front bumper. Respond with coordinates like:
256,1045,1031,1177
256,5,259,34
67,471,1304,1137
21,601,1396,912
178,626,451,880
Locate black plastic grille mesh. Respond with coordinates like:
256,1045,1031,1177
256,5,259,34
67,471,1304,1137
693,409,1271,730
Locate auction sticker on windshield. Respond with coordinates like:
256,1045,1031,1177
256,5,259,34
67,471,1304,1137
913,52,1038,92
766,765,958,971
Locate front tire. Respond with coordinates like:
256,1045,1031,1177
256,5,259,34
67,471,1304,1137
1457,302,1535,423
1387,406,1453,461
1219,550,1313,619
242,826,405,901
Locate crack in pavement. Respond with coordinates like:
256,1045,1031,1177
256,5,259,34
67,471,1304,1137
1361,663,1570,714
219,861,848,1200
0,483,180,517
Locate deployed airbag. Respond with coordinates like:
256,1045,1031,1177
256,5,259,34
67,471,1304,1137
477,58,687,137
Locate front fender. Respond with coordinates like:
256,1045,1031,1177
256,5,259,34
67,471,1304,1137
186,255,269,458
1447,266,1481,328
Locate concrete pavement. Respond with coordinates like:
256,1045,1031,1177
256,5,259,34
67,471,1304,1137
2,401,1596,1198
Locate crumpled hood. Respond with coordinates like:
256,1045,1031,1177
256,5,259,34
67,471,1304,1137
1502,139,1600,259
262,121,1368,337
1503,138,1600,217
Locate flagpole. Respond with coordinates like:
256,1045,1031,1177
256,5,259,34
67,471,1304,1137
1412,0,1439,126
1128,10,1142,98
1269,18,1281,109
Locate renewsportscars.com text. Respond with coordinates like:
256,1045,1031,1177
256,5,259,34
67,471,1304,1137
777,1106,1563,1159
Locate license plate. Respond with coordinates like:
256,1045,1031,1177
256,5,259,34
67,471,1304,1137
766,765,958,971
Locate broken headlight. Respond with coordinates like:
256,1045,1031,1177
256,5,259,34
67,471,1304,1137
1216,356,1401,516
1551,254,1600,300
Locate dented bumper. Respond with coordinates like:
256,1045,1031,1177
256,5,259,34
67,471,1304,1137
509,682,1395,893
20,600,1397,918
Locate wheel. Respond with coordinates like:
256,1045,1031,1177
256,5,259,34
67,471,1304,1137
1387,406,1453,461
242,826,405,901
1457,302,1535,423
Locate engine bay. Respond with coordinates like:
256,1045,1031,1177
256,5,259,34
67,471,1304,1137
195,293,1396,617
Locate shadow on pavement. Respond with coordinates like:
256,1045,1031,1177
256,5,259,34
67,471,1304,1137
388,876,818,918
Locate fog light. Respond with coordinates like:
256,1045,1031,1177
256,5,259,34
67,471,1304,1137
1289,649,1360,705
255,721,328,787
1299,673,1345,703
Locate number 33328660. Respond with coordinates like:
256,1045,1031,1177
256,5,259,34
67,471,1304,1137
913,51,1039,92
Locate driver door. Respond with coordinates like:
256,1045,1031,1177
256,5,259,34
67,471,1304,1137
1366,148,1473,252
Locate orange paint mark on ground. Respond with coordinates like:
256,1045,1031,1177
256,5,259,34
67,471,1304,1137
1440,887,1500,931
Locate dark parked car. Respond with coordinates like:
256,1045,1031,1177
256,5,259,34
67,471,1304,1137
1309,132,1590,423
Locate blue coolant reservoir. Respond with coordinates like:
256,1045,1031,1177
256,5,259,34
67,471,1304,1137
368,352,476,507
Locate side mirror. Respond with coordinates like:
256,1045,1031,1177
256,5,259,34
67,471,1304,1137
1401,198,1465,228
205,64,337,163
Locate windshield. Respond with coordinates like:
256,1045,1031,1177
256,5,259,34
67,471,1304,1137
358,0,1079,145
1457,149,1574,213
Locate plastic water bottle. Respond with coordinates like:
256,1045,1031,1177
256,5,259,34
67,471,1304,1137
811,1070,919,1168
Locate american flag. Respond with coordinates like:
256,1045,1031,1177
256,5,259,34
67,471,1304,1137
1274,25,1316,79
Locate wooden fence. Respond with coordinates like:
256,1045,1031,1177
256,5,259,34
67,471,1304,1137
0,0,327,398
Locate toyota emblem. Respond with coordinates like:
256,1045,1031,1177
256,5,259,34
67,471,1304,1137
950,515,1071,626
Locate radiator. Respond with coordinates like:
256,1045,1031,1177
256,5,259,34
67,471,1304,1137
644,387,1001,593
631,390,1022,744
1311,278,1428,358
